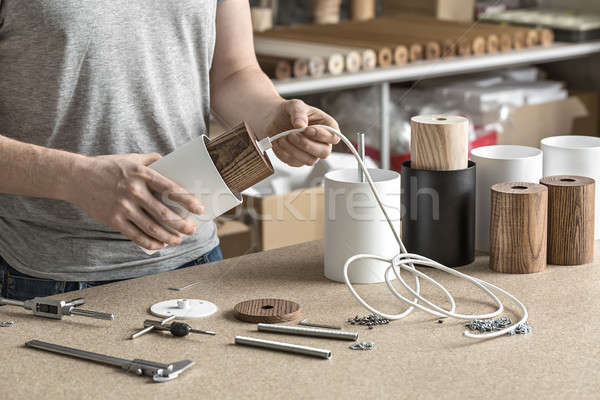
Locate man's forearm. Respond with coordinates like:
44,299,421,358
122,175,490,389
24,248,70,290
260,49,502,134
0,135,85,201
211,65,283,138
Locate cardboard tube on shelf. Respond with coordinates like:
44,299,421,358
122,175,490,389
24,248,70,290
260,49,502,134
540,175,595,266
410,115,469,171
254,37,346,75
258,30,398,67
490,182,548,274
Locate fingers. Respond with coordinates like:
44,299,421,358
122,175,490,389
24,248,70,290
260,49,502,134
117,218,165,251
288,131,332,159
129,152,162,166
123,204,182,246
271,141,304,167
124,180,197,236
144,169,204,215
285,99,309,129
305,108,340,145
277,136,319,166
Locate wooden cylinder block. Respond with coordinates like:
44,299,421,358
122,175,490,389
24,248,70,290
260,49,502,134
540,175,595,265
350,0,375,21
313,0,341,24
490,182,548,274
410,115,469,171
206,122,274,194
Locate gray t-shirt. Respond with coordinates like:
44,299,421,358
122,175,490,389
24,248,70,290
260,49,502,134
0,0,222,281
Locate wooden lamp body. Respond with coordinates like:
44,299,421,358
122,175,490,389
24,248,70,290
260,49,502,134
206,122,274,195
489,182,548,274
540,175,595,265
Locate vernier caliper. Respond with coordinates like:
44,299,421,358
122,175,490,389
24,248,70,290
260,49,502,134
25,340,195,382
0,296,114,320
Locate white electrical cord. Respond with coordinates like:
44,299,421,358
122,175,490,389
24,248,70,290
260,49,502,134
259,125,528,339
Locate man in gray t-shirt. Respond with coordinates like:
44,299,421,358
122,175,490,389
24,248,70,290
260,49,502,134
0,0,339,300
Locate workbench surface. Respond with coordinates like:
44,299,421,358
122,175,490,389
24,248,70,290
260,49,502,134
2,241,599,399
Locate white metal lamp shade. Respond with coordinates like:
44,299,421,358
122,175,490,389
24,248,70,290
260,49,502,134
324,168,401,284
541,135,600,239
471,145,543,252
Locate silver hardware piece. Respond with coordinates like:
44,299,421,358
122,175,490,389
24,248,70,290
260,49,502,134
349,341,375,351
25,340,195,382
356,132,366,182
257,323,358,341
0,320,15,327
235,336,332,360
0,296,114,321
131,315,176,339
168,282,202,291
299,318,342,330
143,319,217,336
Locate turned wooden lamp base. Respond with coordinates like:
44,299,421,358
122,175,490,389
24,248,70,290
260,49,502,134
206,122,274,194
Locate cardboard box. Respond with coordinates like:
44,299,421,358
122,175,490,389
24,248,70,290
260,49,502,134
498,92,599,147
242,186,324,251
216,219,253,259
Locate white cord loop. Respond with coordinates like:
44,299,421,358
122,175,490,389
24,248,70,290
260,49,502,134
267,125,528,339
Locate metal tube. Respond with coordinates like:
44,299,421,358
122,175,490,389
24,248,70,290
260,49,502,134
380,81,390,170
257,323,358,341
235,336,332,360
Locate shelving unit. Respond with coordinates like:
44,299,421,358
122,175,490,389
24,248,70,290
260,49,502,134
273,41,600,169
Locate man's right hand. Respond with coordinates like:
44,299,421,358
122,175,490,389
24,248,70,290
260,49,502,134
68,153,204,251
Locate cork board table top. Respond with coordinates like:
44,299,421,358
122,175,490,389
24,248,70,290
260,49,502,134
2,240,600,399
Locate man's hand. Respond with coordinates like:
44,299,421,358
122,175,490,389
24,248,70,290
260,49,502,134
261,99,341,167
68,153,204,250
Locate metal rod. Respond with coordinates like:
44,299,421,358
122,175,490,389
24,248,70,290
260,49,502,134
257,323,358,341
131,325,155,340
189,328,217,336
69,308,115,320
0,297,25,307
235,336,332,360
26,340,129,369
299,319,342,330
380,81,390,170
356,132,366,183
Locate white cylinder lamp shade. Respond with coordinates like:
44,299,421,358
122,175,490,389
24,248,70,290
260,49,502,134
541,135,600,239
150,135,242,221
471,145,543,252
324,168,401,284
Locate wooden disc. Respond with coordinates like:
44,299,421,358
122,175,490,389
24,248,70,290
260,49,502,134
233,298,301,323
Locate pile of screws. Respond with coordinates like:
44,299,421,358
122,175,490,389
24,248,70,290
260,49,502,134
0,320,15,327
348,314,390,329
509,322,532,336
465,317,532,336
349,341,375,351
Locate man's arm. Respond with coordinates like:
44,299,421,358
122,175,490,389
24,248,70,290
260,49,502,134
0,135,202,250
210,0,340,167
0,135,84,200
